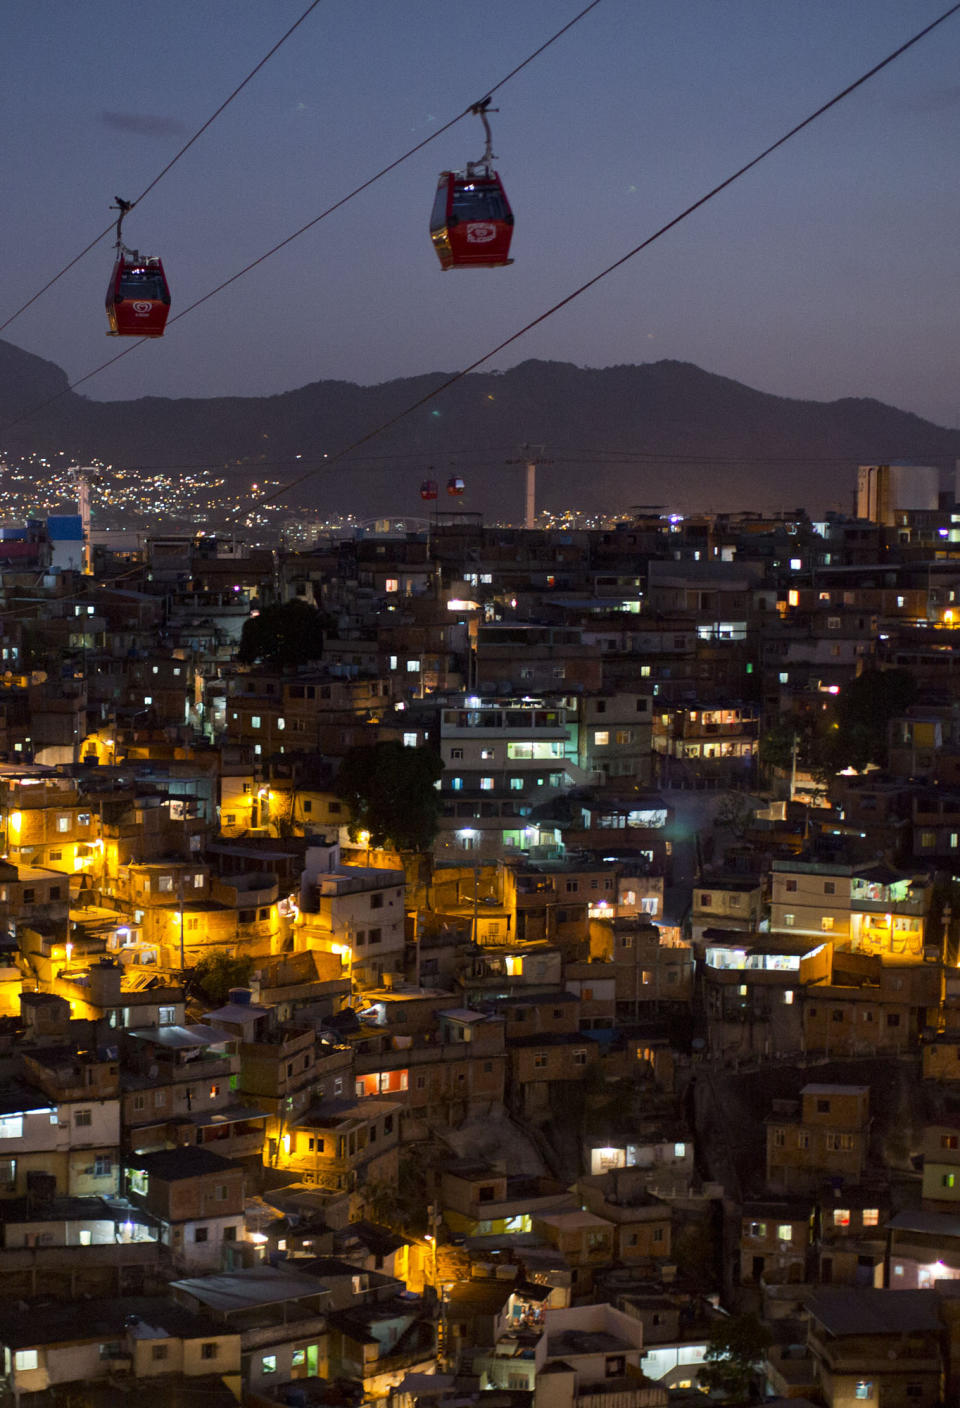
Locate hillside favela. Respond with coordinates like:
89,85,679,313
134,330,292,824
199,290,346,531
2,422,960,1408
6,3,960,1408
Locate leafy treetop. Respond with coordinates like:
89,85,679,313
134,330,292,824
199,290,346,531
698,1313,772,1400
237,600,328,670
334,740,444,854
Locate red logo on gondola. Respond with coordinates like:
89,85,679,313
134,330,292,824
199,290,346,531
465,223,496,244
132,301,153,314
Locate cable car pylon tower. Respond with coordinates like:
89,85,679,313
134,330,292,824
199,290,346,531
507,444,551,528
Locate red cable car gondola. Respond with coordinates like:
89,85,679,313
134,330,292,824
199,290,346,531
430,99,514,271
420,480,439,501
447,476,465,496
105,197,170,337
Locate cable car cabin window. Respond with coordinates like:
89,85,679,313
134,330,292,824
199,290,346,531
118,271,166,301
430,182,449,234
451,182,510,223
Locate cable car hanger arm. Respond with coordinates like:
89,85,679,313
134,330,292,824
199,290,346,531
467,97,497,179
111,196,137,260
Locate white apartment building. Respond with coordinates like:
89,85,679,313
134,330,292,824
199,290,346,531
437,696,590,861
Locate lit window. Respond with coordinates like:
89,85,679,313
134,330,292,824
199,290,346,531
277,718,285,730
144,695,153,705
406,659,420,672
480,777,494,791
450,777,463,791
0,1115,23,1139
14,1351,38,1372
385,578,399,593
862,1208,879,1226
674,1142,686,1158
261,1355,277,1375
251,715,261,729
855,1383,873,1400
783,990,794,1005
777,1224,792,1240
403,732,417,748
389,655,398,670
783,913,795,926
594,730,610,746
57,815,70,833
821,916,835,931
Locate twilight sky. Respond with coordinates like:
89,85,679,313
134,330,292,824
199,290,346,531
4,0,960,427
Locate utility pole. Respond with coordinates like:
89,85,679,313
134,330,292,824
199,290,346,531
178,869,186,972
507,445,551,529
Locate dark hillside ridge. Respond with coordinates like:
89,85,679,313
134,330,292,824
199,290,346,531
3,340,958,517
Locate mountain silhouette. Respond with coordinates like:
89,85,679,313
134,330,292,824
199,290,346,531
2,339,958,518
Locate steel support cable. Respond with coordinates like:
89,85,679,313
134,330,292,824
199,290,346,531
0,0,328,335
0,0,605,434
246,0,960,514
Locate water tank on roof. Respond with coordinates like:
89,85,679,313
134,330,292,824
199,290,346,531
228,987,252,1005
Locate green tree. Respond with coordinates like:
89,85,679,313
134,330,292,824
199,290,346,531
363,1156,431,1233
712,792,755,839
334,740,444,853
699,1314,771,1399
758,719,796,774
237,600,328,669
816,668,916,775
192,952,255,1005
928,874,960,966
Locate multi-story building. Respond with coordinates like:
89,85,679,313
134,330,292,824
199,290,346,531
124,1146,245,1270
436,695,587,860
766,1083,870,1194
296,842,405,989
806,1286,943,1408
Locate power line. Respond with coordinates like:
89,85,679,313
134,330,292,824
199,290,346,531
0,0,605,437
0,0,328,336
246,0,960,514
